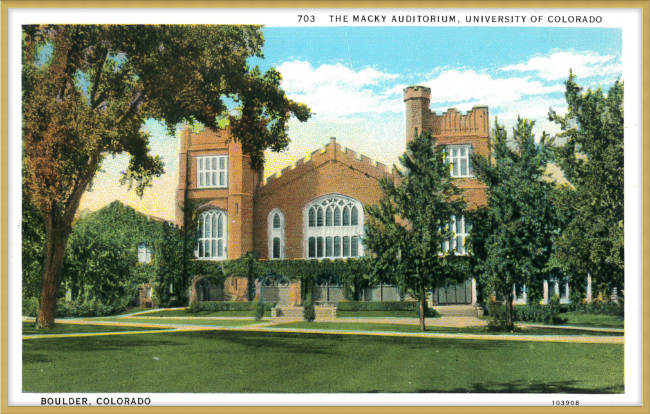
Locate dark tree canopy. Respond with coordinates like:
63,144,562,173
22,24,311,327
469,118,558,327
364,131,467,330
548,72,624,288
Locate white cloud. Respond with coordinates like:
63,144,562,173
387,69,564,108
500,50,622,81
277,60,402,118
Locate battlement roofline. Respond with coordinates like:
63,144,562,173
403,85,431,101
259,137,397,194
432,106,489,117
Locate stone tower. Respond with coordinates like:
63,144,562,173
403,85,432,144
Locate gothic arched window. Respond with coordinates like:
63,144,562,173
197,209,227,260
304,195,364,259
268,209,285,259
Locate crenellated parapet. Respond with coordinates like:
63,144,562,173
259,138,397,195
431,106,489,137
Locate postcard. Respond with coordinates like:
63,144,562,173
3,3,646,411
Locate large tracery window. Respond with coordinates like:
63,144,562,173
268,209,285,260
197,209,227,260
304,195,364,259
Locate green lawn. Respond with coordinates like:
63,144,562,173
274,322,624,336
23,330,624,393
140,310,271,318
90,317,268,327
560,313,624,328
22,322,169,336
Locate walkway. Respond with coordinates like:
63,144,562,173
22,314,624,344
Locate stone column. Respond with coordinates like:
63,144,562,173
543,280,549,305
471,279,477,306
586,274,592,303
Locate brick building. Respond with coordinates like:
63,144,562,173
177,86,491,305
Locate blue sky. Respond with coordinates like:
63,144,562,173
79,26,623,221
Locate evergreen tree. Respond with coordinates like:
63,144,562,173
470,118,558,329
548,72,624,291
364,131,467,331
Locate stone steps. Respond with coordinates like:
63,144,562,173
272,306,337,322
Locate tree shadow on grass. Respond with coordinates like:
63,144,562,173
204,331,338,356
23,335,184,353
417,379,624,394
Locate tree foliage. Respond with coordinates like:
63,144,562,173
469,118,558,328
61,201,161,303
364,131,467,330
548,72,624,288
22,24,310,327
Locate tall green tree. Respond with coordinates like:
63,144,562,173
470,118,558,328
548,73,624,290
364,131,467,331
22,25,311,327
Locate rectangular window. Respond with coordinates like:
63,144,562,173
326,237,333,257
445,145,473,178
197,155,228,188
308,237,316,258
334,237,341,257
351,236,359,257
343,236,350,257
317,237,324,258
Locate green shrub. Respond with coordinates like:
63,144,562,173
22,297,39,317
303,295,316,322
570,300,623,317
253,300,266,321
187,301,275,313
416,305,440,318
337,301,419,312
54,297,129,318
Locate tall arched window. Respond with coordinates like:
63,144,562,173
197,209,227,260
268,209,285,260
304,195,364,259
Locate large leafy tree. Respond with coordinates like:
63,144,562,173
470,118,558,328
22,24,311,327
548,73,624,290
364,131,467,331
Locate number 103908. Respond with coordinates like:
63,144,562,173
553,400,579,406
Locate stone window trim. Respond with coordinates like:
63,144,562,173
303,194,364,259
445,144,474,178
196,209,228,261
268,208,285,260
196,155,228,189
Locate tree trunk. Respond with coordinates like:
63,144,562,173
419,285,426,331
36,213,73,328
505,292,515,330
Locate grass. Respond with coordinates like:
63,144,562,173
560,313,623,328
89,318,268,327
23,329,624,393
141,310,271,318
22,322,169,336
273,322,624,336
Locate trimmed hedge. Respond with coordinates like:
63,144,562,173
487,302,563,325
188,301,275,313
22,297,130,318
569,300,624,317
337,301,419,312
